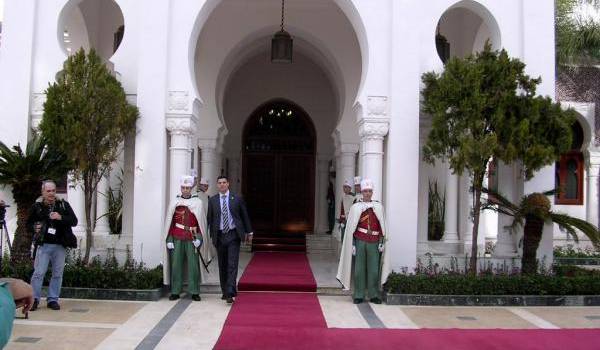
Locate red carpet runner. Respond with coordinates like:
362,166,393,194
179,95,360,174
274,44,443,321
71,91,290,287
214,252,600,350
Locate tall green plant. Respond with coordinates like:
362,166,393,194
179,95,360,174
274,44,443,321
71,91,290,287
0,135,70,262
40,49,138,264
556,0,600,66
98,169,124,235
482,188,600,274
428,181,445,241
422,43,576,273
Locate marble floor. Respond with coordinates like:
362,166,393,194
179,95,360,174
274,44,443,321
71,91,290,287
6,249,600,349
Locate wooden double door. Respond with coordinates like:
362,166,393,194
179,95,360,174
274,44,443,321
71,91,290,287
243,152,315,233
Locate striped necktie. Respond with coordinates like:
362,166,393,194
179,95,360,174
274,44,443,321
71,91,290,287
221,195,230,232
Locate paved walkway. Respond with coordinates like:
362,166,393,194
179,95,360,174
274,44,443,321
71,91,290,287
6,250,600,349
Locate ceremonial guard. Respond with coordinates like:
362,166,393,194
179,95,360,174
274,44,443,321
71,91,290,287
333,179,355,243
163,175,212,301
337,179,390,305
197,177,210,216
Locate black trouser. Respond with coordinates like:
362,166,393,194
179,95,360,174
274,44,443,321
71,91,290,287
217,230,241,297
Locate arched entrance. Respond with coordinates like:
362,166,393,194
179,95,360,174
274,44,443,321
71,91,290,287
242,99,316,250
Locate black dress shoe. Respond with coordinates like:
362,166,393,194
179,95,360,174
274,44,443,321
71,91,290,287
353,298,364,304
221,294,227,300
191,294,201,301
370,297,382,304
226,296,234,304
30,299,39,311
169,294,180,301
47,301,60,310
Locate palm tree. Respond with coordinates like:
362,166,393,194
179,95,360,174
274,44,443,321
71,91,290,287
482,188,600,274
0,135,70,263
556,0,600,66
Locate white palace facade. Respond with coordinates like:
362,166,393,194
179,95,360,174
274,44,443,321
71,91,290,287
0,0,598,270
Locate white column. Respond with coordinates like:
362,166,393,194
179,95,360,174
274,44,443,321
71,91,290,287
494,161,518,257
316,157,330,233
339,144,359,187
443,167,460,243
93,175,110,235
67,177,87,236
167,115,197,201
358,97,390,202
199,139,218,196
587,156,600,228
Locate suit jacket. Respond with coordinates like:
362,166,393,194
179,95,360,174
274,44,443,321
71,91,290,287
207,191,253,245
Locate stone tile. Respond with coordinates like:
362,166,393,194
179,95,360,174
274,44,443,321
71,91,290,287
318,296,369,328
401,307,537,329
308,250,341,288
26,299,145,324
526,307,600,328
370,304,420,329
6,324,113,350
156,294,231,350
95,299,178,350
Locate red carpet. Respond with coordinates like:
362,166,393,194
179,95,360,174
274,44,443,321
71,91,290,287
237,252,317,292
214,252,600,350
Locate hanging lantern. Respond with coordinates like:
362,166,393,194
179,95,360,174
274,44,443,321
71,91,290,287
271,0,293,63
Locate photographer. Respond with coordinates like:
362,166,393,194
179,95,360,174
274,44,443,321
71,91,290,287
27,180,77,311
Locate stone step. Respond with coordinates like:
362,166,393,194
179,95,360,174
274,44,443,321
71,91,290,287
199,283,349,296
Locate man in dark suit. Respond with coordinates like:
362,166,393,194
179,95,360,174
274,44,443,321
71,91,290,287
207,175,253,304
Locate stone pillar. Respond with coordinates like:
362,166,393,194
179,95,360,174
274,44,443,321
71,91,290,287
339,144,359,187
587,155,600,228
30,93,45,135
199,139,219,196
316,157,330,233
67,177,87,236
443,167,460,243
93,175,110,235
358,96,390,202
494,161,518,257
166,115,197,200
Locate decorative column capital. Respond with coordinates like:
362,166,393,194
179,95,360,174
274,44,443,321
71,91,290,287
166,114,197,135
198,138,218,150
358,118,389,141
340,143,359,154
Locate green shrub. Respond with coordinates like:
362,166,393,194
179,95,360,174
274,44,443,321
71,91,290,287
0,248,163,290
384,266,600,295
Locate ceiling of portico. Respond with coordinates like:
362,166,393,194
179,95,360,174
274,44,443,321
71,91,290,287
192,0,363,142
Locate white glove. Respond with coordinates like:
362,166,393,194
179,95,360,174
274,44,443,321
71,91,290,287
166,242,175,250
193,239,201,248
352,245,356,256
378,243,384,253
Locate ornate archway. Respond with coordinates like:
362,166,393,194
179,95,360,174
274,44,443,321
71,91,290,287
242,99,316,248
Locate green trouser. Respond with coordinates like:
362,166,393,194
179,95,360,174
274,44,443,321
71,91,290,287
168,238,200,295
353,239,381,300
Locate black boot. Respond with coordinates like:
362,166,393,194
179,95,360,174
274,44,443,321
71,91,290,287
353,298,364,304
169,294,180,301
191,294,201,301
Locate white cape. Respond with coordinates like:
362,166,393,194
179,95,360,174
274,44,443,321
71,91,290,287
162,195,213,285
336,200,391,291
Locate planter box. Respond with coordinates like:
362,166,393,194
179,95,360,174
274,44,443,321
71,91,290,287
42,286,166,301
555,257,600,266
384,293,600,306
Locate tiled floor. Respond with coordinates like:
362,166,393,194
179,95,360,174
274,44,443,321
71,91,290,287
6,248,600,349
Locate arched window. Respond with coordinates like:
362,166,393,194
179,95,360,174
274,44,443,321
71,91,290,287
555,121,584,205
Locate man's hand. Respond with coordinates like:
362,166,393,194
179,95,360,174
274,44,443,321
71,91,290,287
1,278,33,313
352,245,356,256
49,212,62,220
378,243,384,253
166,242,175,250
193,239,202,248
246,232,253,245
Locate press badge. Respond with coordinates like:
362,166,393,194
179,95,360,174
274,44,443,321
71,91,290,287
47,228,56,235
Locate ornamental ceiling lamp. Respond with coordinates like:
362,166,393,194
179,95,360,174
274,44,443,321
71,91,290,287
271,0,293,64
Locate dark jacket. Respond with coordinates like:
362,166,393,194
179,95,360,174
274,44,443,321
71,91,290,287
27,199,78,248
207,192,252,246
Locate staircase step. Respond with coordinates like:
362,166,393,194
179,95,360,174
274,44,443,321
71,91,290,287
252,244,306,252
